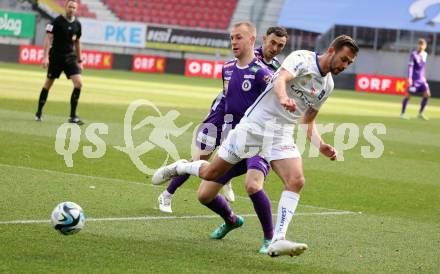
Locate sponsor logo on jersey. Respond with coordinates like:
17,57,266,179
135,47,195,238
224,70,233,76
263,74,271,84
290,85,313,107
249,65,260,73
244,74,255,79
318,90,326,100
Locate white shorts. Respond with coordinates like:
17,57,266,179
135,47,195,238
218,118,301,164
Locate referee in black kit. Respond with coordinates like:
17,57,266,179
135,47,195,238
35,0,84,125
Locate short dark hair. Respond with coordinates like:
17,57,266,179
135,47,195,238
331,35,359,54
266,27,288,39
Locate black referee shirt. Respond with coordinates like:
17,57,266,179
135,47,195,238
46,15,82,56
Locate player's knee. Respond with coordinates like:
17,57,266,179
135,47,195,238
197,189,212,205
74,81,83,89
286,175,305,191
245,180,263,195
199,168,219,182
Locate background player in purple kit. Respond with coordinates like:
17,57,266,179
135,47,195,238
400,38,431,120
157,26,287,211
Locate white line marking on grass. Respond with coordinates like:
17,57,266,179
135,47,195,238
234,194,355,213
0,211,360,225
0,163,359,214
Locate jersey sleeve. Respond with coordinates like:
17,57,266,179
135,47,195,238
77,22,82,39
255,67,272,93
281,52,307,78
408,52,414,79
221,63,226,93
45,19,56,34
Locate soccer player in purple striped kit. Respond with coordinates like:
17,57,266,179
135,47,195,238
155,23,288,253
400,38,431,120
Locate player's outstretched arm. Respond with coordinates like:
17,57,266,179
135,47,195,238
43,33,53,68
273,68,296,112
302,108,337,161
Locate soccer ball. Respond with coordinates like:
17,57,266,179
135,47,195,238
51,201,85,235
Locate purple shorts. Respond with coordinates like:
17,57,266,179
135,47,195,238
215,155,270,185
408,81,429,94
194,94,226,152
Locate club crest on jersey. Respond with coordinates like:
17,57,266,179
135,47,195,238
242,80,252,91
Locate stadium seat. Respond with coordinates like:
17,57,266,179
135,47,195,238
53,0,97,19
101,0,238,30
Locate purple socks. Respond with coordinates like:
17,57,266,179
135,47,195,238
166,174,190,194
420,97,428,113
401,97,409,114
249,190,273,240
204,195,236,224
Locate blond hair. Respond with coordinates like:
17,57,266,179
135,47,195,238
232,21,257,37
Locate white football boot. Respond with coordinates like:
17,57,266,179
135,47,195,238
157,192,173,213
152,160,188,185
267,239,308,257
223,181,235,202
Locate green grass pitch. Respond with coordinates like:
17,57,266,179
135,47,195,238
0,62,439,273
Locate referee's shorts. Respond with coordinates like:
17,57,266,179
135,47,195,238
47,53,81,79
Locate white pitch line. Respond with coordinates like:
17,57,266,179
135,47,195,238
0,211,359,225
0,163,359,214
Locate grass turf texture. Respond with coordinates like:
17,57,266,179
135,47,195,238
0,62,439,273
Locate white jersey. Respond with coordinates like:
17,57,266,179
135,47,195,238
245,50,334,131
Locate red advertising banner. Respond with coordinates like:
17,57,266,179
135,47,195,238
19,45,44,64
132,55,166,73
355,74,408,96
185,59,223,79
81,50,113,69
19,45,113,69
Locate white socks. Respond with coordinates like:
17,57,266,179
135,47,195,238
177,160,209,177
162,190,172,198
273,190,300,242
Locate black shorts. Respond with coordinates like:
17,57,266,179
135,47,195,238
47,53,81,79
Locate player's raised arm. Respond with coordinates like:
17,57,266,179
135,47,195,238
273,68,296,112
302,108,337,161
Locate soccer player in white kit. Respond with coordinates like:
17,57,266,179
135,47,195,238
153,35,359,257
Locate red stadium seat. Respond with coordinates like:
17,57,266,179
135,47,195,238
101,0,237,29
